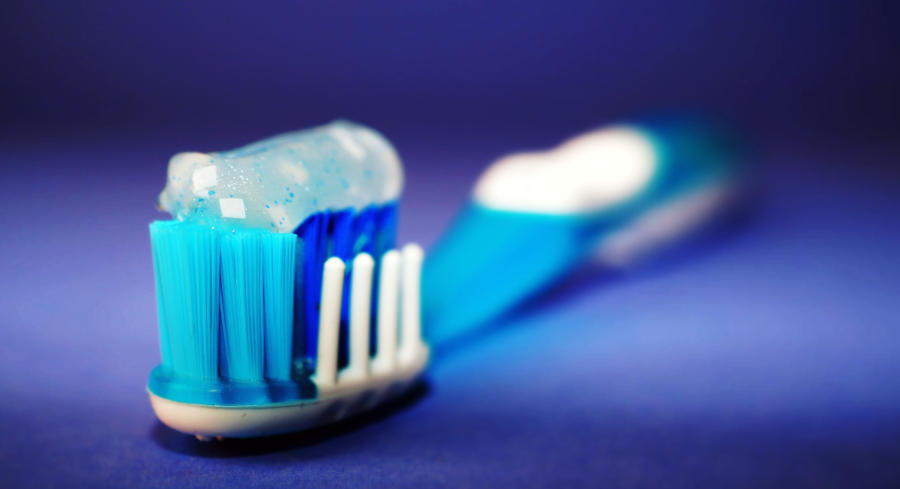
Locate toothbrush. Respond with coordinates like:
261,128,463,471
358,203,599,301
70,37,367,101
148,122,428,439
147,118,742,439
423,118,745,344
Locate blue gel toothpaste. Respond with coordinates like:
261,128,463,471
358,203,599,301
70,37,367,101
148,121,428,439
158,120,402,232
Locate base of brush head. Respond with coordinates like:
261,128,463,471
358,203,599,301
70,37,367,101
147,365,318,406
149,344,428,439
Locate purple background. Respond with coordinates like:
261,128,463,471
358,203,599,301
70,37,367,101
1,1,899,488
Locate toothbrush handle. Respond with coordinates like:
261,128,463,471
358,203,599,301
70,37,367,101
423,119,745,346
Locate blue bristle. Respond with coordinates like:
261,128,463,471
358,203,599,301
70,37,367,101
297,213,326,359
354,205,378,256
331,209,356,260
150,233,173,369
375,204,398,256
292,204,398,365
291,237,306,370
220,231,266,382
149,221,220,381
331,209,355,367
263,233,296,381
151,223,300,387
148,202,398,406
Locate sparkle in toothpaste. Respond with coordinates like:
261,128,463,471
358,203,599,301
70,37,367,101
219,198,247,219
158,120,403,232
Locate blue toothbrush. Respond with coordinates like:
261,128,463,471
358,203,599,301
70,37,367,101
146,118,742,439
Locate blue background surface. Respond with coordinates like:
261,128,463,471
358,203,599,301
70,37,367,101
1,1,899,487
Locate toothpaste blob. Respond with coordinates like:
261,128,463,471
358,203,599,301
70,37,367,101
158,120,403,232
473,126,657,214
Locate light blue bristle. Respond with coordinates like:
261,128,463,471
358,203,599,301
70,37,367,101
263,233,296,381
151,222,301,389
149,221,220,381
148,203,397,405
150,233,172,369
220,231,266,382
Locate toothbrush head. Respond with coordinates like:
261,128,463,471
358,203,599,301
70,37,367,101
148,223,429,438
147,122,428,439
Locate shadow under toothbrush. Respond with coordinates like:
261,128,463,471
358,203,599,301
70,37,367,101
149,379,432,458
432,197,760,361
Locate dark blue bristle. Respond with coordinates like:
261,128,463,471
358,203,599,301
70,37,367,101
291,236,307,372
375,204,398,256
297,213,326,360
292,203,398,367
353,206,378,256
330,209,355,368
331,209,356,260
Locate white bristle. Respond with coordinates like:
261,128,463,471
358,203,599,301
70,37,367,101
399,244,425,365
344,253,375,381
374,250,401,373
314,257,345,388
312,246,428,390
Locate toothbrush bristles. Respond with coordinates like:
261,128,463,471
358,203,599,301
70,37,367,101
149,214,426,408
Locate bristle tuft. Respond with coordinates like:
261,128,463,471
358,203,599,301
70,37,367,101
220,231,265,382
150,221,220,381
148,202,398,404
263,233,297,381
151,222,301,386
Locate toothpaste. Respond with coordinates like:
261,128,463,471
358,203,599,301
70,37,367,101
158,120,403,232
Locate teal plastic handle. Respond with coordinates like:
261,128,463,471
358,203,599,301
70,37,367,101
422,119,744,345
